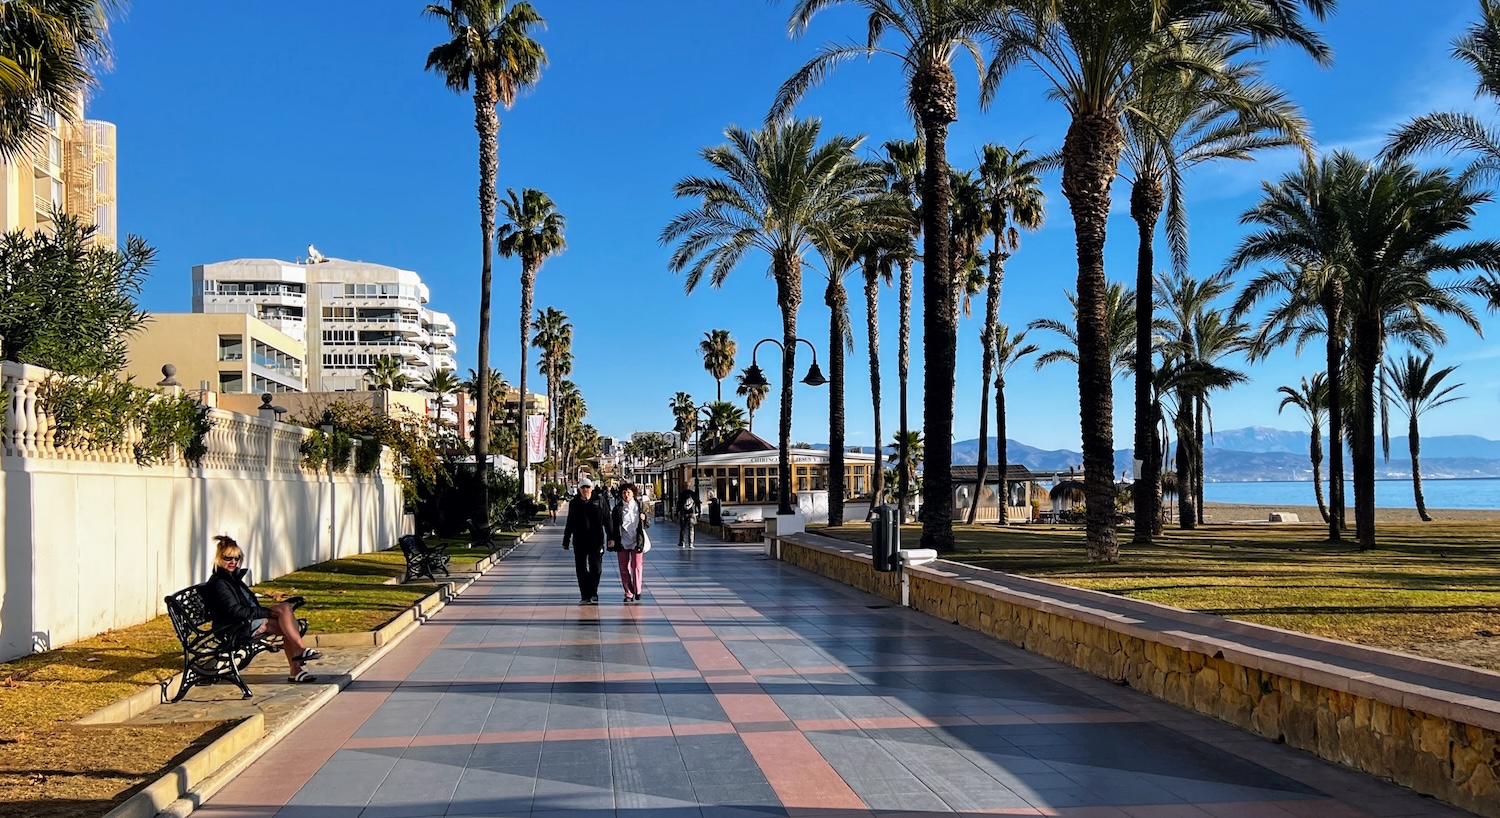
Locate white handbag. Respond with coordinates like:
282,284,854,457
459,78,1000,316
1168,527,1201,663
637,527,651,553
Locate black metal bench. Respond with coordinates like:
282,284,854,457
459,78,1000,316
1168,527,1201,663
398,534,450,582
163,585,307,702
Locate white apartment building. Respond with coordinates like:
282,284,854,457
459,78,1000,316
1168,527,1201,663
0,102,117,246
192,256,458,394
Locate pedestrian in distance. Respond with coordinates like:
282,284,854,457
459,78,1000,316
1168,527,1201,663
677,486,699,548
561,477,609,604
609,482,652,603
546,488,559,522
203,535,322,683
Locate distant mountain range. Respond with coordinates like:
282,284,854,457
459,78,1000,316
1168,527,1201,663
947,427,1500,481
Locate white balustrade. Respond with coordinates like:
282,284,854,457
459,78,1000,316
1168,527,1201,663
0,361,406,477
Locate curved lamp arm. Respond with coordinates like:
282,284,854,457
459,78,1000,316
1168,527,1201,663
743,338,827,388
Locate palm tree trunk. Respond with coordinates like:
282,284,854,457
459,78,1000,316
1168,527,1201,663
970,249,1003,525
1130,180,1163,543
1195,395,1206,526
1323,290,1345,541
996,371,1010,525
897,256,913,523
1310,420,1329,523
1176,400,1196,530
472,84,499,522
864,260,884,506
774,258,801,517
1351,316,1379,549
1410,415,1431,521
517,266,535,494
827,277,847,527
1061,112,1123,563
916,63,958,552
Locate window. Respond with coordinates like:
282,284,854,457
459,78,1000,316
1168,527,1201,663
219,372,244,394
322,329,355,344
218,336,244,362
321,307,355,321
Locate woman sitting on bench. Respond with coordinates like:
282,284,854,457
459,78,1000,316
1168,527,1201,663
204,535,321,684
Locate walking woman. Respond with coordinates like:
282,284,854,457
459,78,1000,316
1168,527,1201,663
203,535,321,683
610,482,651,603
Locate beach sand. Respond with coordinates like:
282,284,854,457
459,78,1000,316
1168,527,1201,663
1199,501,1500,524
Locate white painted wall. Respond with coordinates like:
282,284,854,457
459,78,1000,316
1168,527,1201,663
1,361,404,660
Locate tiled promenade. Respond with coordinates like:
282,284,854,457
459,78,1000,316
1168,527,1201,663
199,518,1467,817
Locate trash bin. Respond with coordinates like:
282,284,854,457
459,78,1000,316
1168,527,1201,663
708,496,722,526
871,504,899,572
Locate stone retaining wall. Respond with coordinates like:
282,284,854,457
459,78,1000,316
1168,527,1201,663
776,535,1500,818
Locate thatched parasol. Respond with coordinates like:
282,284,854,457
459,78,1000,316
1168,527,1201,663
1049,480,1087,503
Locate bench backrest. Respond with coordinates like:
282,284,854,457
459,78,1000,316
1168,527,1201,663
398,534,420,556
164,585,214,643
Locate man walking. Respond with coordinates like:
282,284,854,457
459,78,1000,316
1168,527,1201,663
562,477,609,604
677,487,699,549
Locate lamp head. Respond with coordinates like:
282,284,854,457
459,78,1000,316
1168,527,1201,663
741,363,769,389
801,360,828,387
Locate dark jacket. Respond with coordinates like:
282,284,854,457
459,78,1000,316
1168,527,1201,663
610,498,651,549
563,494,610,552
203,566,272,633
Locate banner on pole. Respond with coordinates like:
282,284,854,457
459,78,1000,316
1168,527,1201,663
526,414,547,462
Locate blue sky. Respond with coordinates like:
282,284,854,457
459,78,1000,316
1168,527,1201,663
94,1,1500,452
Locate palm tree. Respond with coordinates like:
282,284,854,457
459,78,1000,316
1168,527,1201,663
887,429,925,518
702,400,749,450
0,0,115,159
366,356,410,391
1385,353,1465,522
776,0,997,552
663,118,887,517
984,0,1333,562
968,144,1046,524
859,228,906,506
735,368,770,433
699,329,737,401
992,325,1038,524
422,368,463,435
531,306,572,468
496,186,567,488
1276,373,1330,523
556,380,584,477
1384,0,1500,180
1028,283,1144,378
1119,46,1309,542
812,181,905,528
463,366,508,444
1229,154,1360,541
878,138,924,523
669,391,698,451
425,0,546,505
1157,269,1249,525
1232,153,1499,548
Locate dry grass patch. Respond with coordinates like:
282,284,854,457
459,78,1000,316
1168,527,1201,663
813,521,1500,669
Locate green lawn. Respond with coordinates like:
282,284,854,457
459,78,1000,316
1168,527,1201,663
812,521,1500,649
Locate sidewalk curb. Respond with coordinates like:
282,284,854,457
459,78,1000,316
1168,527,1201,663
101,714,265,818
124,525,545,818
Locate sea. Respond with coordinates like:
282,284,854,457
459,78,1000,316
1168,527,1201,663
1202,478,1500,510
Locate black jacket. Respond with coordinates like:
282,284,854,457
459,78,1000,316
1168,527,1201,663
610,498,652,548
563,494,610,552
203,566,272,630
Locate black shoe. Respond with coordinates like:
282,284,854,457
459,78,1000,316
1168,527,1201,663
580,598,592,605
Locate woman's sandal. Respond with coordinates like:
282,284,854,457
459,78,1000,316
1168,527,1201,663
295,648,323,662
287,670,318,684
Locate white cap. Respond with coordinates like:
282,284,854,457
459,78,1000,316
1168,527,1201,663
579,477,594,488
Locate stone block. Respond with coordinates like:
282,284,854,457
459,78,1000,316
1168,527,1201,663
1269,511,1300,523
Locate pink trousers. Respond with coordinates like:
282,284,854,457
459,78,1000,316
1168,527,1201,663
616,550,644,596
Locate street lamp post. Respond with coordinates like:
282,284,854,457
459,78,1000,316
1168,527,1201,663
740,337,826,517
